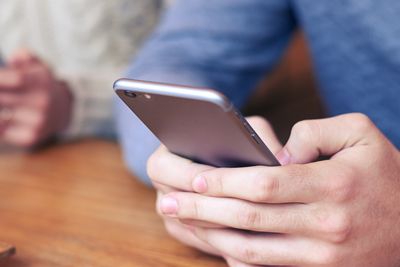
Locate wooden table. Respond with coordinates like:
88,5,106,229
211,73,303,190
0,140,225,266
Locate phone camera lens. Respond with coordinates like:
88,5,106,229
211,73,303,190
124,91,137,98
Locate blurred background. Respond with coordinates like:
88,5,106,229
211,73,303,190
0,1,325,151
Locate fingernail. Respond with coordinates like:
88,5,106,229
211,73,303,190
276,148,291,165
160,197,179,215
192,176,208,193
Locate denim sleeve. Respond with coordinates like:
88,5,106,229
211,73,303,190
116,0,296,184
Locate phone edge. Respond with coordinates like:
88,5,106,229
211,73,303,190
114,78,281,166
114,78,232,111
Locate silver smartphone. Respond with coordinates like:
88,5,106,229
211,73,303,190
114,79,280,167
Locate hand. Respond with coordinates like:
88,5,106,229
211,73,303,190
149,113,400,267
0,49,72,147
148,117,283,260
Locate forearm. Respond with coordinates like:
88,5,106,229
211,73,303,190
129,0,296,106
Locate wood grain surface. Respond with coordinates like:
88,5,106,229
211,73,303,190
0,140,225,267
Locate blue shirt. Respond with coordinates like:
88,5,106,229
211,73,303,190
116,0,400,184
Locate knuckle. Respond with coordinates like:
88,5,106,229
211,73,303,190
291,120,318,144
252,173,279,202
314,208,352,243
346,113,374,133
190,198,202,219
236,243,259,263
209,172,225,195
237,204,263,230
328,213,352,243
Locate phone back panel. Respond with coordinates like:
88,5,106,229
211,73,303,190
115,79,279,167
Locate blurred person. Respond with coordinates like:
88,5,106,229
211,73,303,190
0,0,165,148
118,0,400,266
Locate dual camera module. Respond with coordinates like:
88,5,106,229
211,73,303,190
124,90,152,99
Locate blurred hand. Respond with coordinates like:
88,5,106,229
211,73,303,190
0,49,72,147
148,114,400,267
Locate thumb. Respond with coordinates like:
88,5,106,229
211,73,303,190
276,113,377,165
246,116,282,154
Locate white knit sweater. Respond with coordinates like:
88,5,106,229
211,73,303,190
0,0,164,138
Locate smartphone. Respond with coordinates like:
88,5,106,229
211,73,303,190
114,79,280,167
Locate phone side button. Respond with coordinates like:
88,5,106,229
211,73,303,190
251,134,262,144
243,122,254,133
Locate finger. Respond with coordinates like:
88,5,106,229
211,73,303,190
192,161,344,203
19,63,50,88
276,113,381,165
8,107,44,128
179,219,225,229
156,191,223,228
0,123,8,134
8,48,40,68
246,116,282,154
194,228,336,266
1,107,46,147
0,92,21,106
160,191,352,242
152,181,176,193
0,90,49,111
0,110,13,133
159,192,312,235
147,145,214,191
163,219,220,257
225,257,257,267
0,69,23,91
0,63,49,91
1,124,38,147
